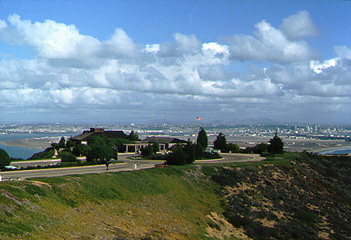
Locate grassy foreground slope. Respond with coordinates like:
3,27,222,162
0,153,351,239
0,166,227,240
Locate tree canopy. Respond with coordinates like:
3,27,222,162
0,148,11,168
128,131,140,141
268,133,284,154
196,127,208,150
213,132,227,151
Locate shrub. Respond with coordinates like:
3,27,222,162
59,151,77,162
0,148,11,168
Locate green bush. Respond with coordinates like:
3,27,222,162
28,148,55,160
0,148,11,168
59,151,77,162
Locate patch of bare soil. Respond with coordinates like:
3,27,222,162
206,212,251,240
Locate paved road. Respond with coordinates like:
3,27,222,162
2,153,263,180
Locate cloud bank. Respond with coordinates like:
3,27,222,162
0,11,350,124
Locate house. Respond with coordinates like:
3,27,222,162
122,136,187,153
143,136,187,149
69,128,127,145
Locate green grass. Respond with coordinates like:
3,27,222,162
0,165,226,239
0,152,315,239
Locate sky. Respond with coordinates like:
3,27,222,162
0,0,350,125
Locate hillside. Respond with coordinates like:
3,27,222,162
211,153,351,239
0,153,350,239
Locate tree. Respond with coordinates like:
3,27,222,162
183,140,197,164
166,144,187,165
128,131,140,141
73,144,91,156
226,143,240,153
58,137,66,148
140,145,154,158
86,144,116,170
252,143,268,154
59,151,77,162
152,142,159,154
196,127,208,150
268,133,284,154
0,148,11,168
213,132,227,151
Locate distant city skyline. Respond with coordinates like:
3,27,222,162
0,0,350,124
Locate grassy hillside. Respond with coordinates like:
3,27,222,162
0,153,350,239
0,166,226,240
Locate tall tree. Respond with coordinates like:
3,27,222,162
196,127,208,150
213,132,227,151
0,148,11,168
268,133,284,154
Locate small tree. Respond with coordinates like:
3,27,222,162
252,143,268,154
87,144,115,170
166,145,187,165
0,148,11,168
268,133,284,154
59,151,77,162
128,131,140,141
214,132,227,151
58,137,66,148
183,140,196,164
152,142,159,154
196,127,208,150
140,145,154,158
226,143,240,153
73,144,91,156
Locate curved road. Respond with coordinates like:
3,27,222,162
1,153,264,180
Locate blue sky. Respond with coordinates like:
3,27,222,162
0,0,350,124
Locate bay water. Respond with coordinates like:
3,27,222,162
0,133,73,160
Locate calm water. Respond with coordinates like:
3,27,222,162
0,133,73,160
319,148,351,155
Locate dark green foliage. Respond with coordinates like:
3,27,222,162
0,148,11,168
182,140,197,164
152,142,159,154
59,151,77,162
51,143,59,150
213,132,227,151
141,143,160,158
140,145,154,158
165,141,219,165
226,143,240,153
166,145,187,165
127,130,140,141
58,137,66,148
86,145,115,163
106,137,131,152
244,143,268,154
72,144,91,156
28,148,55,160
87,135,106,146
196,127,208,150
268,133,284,154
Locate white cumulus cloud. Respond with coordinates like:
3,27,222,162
228,17,319,63
280,10,320,39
